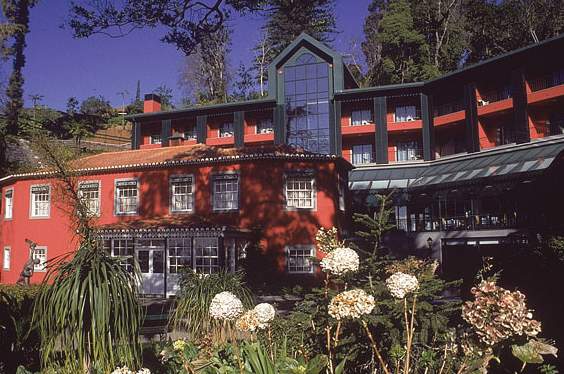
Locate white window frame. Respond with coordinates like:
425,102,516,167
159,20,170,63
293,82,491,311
110,239,134,272
4,188,13,219
168,238,192,274
286,245,316,274
3,247,10,270
78,180,101,216
114,179,139,216
212,173,239,212
170,175,194,213
219,122,234,138
194,237,220,274
256,118,274,134
351,110,372,126
351,144,373,165
284,173,316,210
33,246,47,272
29,184,51,219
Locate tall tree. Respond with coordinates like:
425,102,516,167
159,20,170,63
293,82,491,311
153,84,174,110
179,24,231,104
67,0,261,56
254,0,336,86
0,0,38,176
367,0,437,85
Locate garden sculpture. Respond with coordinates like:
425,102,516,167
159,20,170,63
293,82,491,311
16,239,41,286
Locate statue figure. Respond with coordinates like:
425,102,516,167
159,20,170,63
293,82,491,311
16,239,40,286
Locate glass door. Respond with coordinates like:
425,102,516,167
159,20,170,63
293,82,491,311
136,239,166,295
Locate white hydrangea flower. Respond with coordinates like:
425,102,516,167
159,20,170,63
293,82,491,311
111,367,151,374
235,309,260,332
253,303,276,328
328,289,375,320
320,247,360,276
386,272,419,299
209,291,244,321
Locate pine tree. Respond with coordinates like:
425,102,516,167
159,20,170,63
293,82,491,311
254,0,336,86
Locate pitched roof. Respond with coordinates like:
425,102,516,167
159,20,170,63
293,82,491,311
0,144,350,184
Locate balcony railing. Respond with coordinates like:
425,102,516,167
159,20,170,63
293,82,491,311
528,69,564,92
433,100,465,117
478,87,512,106
394,214,518,232
393,109,422,123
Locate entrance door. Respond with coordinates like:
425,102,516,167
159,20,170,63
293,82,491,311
136,240,166,295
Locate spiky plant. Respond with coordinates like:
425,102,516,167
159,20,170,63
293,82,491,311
31,138,142,372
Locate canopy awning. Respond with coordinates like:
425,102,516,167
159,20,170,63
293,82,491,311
349,137,564,191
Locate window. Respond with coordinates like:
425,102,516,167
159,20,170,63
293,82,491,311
352,144,373,165
150,134,162,144
213,174,239,211
396,142,421,162
285,52,331,154
170,175,194,213
394,106,417,122
194,237,220,274
168,238,192,273
78,181,100,216
219,122,234,138
30,185,50,218
3,247,10,270
33,246,47,272
111,239,134,272
351,110,372,126
286,245,315,274
115,180,138,215
184,125,197,140
395,206,408,232
285,174,315,209
256,118,274,134
4,189,13,219
338,175,346,212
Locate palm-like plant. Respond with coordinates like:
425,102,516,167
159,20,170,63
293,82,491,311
31,138,142,372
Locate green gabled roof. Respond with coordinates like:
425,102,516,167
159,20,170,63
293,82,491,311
126,97,275,121
269,32,342,69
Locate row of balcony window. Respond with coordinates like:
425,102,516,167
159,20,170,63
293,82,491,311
351,142,424,165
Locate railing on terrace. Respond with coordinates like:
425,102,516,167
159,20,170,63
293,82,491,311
478,87,512,106
528,69,564,92
433,100,465,117
351,152,376,166
394,214,518,232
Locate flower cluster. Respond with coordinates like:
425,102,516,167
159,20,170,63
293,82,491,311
111,367,150,374
385,257,438,279
209,291,244,321
320,247,360,276
462,281,542,346
236,303,276,332
328,289,375,320
172,339,187,352
315,227,343,253
386,272,419,299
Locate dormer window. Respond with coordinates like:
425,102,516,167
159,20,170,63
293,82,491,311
219,122,234,138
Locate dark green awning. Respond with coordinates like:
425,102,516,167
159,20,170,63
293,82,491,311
349,138,564,191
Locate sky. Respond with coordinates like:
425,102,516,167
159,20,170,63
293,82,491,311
12,0,372,110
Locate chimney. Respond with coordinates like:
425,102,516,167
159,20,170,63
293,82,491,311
144,94,162,113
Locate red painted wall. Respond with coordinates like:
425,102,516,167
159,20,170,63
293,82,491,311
0,159,348,284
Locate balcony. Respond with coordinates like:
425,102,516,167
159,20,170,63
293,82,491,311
394,214,518,232
341,122,376,136
433,101,465,126
392,148,424,163
527,69,564,104
477,87,513,117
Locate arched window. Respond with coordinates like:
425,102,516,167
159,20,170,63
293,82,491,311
284,52,330,154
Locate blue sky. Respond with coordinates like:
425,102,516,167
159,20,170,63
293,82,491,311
9,0,371,110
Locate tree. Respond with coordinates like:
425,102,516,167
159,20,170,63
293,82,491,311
153,84,174,110
364,0,437,85
80,95,113,118
254,0,336,84
64,97,94,147
232,63,258,101
179,24,231,104
67,0,262,55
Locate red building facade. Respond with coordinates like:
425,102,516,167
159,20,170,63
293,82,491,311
1,33,564,294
